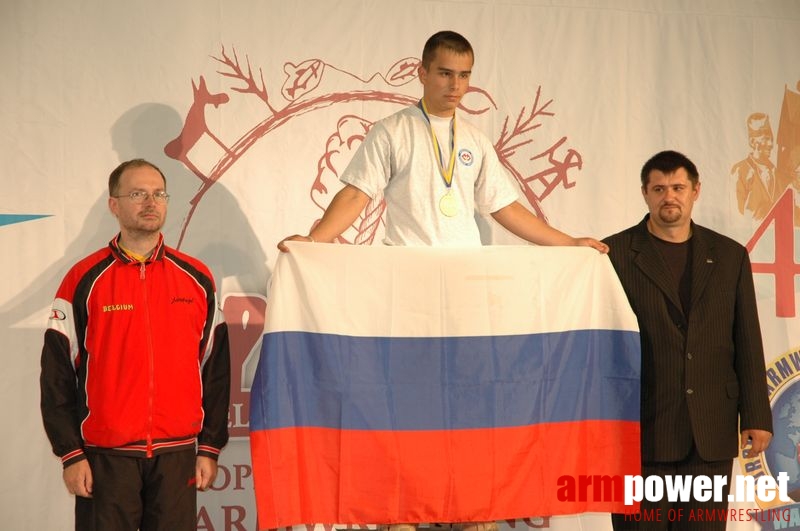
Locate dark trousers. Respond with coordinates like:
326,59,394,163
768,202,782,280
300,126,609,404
612,446,732,531
75,449,197,531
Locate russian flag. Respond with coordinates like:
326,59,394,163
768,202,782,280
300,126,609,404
250,244,640,529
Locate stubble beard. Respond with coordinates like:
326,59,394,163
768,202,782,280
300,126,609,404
658,205,681,224
127,211,165,238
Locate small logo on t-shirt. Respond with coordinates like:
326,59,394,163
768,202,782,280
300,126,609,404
458,149,474,166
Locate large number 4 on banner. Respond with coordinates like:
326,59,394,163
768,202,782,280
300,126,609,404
745,188,800,318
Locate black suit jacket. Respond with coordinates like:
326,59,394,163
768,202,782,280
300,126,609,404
604,216,772,462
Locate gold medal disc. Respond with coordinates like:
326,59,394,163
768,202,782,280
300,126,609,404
439,192,458,217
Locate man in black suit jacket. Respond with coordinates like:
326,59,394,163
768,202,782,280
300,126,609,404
604,150,773,530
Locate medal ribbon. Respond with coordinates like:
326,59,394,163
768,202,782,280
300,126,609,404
418,99,456,189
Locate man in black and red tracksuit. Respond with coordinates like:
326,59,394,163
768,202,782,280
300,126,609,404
40,158,231,531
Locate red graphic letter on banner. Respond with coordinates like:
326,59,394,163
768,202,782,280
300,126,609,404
745,188,800,318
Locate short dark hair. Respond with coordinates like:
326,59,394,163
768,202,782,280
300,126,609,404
640,150,699,187
421,31,474,69
108,159,166,196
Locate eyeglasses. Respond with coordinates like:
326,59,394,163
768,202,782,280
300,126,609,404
112,191,170,204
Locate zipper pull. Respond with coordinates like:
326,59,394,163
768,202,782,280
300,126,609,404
140,261,145,280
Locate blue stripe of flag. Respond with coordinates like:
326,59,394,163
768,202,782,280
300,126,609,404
251,329,640,431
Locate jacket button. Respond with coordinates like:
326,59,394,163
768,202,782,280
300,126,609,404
687,352,693,360
686,388,694,395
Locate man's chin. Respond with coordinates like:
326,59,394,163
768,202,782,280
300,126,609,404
136,223,164,234
658,213,681,224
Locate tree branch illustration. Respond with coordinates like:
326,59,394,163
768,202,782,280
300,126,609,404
213,45,275,113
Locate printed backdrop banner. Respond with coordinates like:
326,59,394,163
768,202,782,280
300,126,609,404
249,244,641,528
3,1,800,530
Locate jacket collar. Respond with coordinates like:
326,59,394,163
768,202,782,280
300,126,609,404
109,233,166,264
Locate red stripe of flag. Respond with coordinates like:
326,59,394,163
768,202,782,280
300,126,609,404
251,420,639,529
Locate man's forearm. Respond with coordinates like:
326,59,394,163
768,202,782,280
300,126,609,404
309,184,371,242
491,201,575,246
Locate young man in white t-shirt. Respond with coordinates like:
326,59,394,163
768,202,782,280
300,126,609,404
279,30,607,252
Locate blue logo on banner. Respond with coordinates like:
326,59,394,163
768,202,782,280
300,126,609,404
0,214,51,227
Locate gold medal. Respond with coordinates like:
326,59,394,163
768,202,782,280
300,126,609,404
419,99,461,218
439,191,458,217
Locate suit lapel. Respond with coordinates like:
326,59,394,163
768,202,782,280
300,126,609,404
689,224,715,310
631,218,684,315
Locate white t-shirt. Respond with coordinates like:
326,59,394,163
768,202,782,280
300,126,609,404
340,104,520,246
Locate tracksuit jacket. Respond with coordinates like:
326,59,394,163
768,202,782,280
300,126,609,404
40,234,230,467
